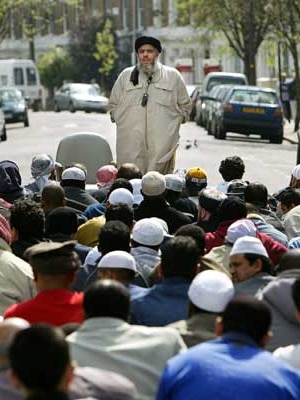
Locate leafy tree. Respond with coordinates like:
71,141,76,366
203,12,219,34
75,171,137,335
68,15,103,85
15,0,82,61
93,19,118,93
177,0,272,84
266,0,300,130
37,47,73,98
0,0,16,42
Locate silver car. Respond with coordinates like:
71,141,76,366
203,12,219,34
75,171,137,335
54,83,109,113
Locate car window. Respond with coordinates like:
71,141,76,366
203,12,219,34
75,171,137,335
71,85,99,96
0,89,23,101
14,68,24,85
26,67,37,86
230,89,277,104
207,77,246,92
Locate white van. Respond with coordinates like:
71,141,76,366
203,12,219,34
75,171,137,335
0,59,42,110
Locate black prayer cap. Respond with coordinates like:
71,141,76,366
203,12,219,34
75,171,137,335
135,36,162,53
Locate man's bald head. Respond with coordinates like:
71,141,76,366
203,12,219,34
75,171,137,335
0,318,30,368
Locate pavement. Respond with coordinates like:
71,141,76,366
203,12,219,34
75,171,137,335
284,120,299,144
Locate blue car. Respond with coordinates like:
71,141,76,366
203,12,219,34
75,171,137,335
213,85,284,143
0,87,29,127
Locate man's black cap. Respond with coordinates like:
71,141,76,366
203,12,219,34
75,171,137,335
135,36,162,53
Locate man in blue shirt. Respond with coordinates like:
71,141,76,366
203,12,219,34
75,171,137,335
131,235,199,326
156,296,300,400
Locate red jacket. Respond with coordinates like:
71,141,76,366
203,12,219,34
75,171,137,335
205,219,287,266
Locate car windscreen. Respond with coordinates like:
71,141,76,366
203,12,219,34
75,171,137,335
71,85,99,96
230,89,277,105
207,78,246,92
0,89,23,101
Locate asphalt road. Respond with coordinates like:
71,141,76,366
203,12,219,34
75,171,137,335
0,110,297,194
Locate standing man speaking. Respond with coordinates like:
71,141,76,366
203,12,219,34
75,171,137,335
109,36,191,175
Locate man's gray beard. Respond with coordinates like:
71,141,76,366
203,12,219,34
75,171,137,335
139,59,159,76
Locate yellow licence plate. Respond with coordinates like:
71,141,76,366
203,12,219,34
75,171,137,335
242,107,265,114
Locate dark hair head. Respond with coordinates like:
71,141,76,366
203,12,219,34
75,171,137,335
279,188,300,208
107,179,133,199
244,253,272,274
277,249,300,273
60,179,85,190
10,198,44,239
244,182,268,207
98,221,130,254
174,224,206,255
9,324,70,391
292,278,300,312
84,280,130,320
45,207,78,237
41,185,65,209
217,197,247,222
219,156,245,182
161,236,198,279
117,163,142,180
105,204,134,228
222,296,271,345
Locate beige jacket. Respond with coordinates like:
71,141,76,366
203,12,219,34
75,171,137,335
67,317,186,400
0,238,35,315
109,62,191,174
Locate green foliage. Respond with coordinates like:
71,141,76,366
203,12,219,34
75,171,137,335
37,48,73,94
68,15,103,83
93,19,117,76
177,0,273,83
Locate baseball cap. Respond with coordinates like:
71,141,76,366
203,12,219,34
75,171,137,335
108,188,134,207
226,179,248,199
141,171,166,196
186,167,207,186
132,218,164,246
188,270,234,313
97,251,137,272
62,167,86,181
230,236,268,258
226,219,257,244
165,174,184,193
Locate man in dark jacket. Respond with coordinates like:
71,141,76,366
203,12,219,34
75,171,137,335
134,171,192,234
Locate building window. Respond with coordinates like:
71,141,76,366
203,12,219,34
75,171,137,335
137,0,145,30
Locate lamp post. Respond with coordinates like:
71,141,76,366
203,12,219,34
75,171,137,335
131,0,137,65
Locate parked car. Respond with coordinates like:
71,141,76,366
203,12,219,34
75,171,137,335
0,109,7,142
196,72,248,126
54,83,109,113
0,87,29,127
204,85,234,135
212,85,284,143
186,84,201,121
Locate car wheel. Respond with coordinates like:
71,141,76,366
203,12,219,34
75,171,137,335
69,102,76,113
269,129,283,144
54,102,60,112
1,125,7,141
206,119,213,135
216,121,226,140
24,113,29,127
